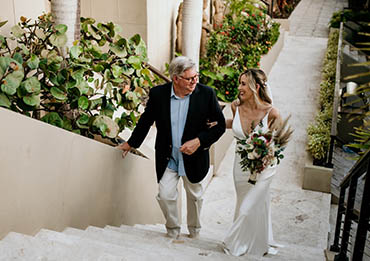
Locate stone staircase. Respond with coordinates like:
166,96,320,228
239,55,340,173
0,223,328,261
0,140,331,260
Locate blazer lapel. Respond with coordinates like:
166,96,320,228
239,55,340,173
163,83,172,140
183,84,200,138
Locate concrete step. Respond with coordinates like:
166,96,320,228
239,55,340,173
0,231,80,260
134,223,326,261
64,225,247,260
63,227,178,261
35,228,141,261
108,224,225,256
0,224,327,260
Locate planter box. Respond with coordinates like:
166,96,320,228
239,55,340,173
303,153,333,193
0,108,164,239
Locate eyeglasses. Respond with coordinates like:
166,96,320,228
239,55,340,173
178,74,199,83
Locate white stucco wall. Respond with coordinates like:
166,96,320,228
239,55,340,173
0,108,163,239
81,0,180,71
146,0,182,70
0,0,181,73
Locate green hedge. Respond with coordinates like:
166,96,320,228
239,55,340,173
306,29,339,161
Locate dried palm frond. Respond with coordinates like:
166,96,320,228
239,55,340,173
270,115,294,148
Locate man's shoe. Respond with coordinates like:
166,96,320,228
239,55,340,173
188,232,199,239
166,229,180,239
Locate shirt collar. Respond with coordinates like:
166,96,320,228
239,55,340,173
171,83,193,99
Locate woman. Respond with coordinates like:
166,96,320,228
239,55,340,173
222,68,281,257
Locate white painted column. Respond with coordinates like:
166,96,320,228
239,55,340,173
181,0,203,70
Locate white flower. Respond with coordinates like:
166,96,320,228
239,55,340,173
252,149,261,159
247,152,256,160
270,157,278,166
257,136,267,143
241,11,249,17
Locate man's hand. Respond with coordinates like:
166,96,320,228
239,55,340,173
180,138,200,155
116,142,132,158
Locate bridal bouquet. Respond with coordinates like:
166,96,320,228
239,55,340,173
236,117,293,184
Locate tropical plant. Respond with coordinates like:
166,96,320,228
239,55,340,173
329,9,370,29
273,0,301,19
343,22,370,155
0,13,162,143
199,0,280,102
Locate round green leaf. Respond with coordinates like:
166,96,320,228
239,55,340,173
11,25,25,38
0,56,11,72
50,33,67,47
92,64,105,72
21,76,41,93
1,70,24,95
35,28,46,40
127,55,141,65
23,94,40,107
0,93,11,108
13,53,23,65
0,56,10,78
70,45,82,59
112,65,123,78
122,66,134,76
27,54,40,69
41,112,63,128
93,115,119,138
77,80,89,95
77,114,89,125
78,96,89,110
55,24,68,34
50,87,67,101
110,44,127,58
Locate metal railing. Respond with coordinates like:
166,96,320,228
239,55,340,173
330,150,370,260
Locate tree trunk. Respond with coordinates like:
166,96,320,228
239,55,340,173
181,0,203,70
50,0,80,48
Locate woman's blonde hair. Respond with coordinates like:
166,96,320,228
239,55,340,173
237,68,272,106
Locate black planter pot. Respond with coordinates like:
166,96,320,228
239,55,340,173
313,157,327,167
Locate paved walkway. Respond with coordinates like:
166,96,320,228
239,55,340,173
198,0,346,259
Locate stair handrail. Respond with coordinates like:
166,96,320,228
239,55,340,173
330,148,370,260
340,149,370,188
146,63,171,83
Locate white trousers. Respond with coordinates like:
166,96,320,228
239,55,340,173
157,167,204,235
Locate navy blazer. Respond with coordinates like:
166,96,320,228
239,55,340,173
127,82,226,183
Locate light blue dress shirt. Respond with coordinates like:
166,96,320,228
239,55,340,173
167,85,191,176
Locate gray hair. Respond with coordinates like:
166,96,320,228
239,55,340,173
168,56,196,79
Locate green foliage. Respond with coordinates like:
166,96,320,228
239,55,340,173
199,0,280,102
0,13,161,142
329,10,370,28
306,29,339,161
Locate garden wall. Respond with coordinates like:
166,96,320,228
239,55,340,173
0,108,164,239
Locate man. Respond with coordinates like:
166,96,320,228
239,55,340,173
117,56,225,239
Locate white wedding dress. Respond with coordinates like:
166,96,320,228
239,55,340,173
223,107,278,257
